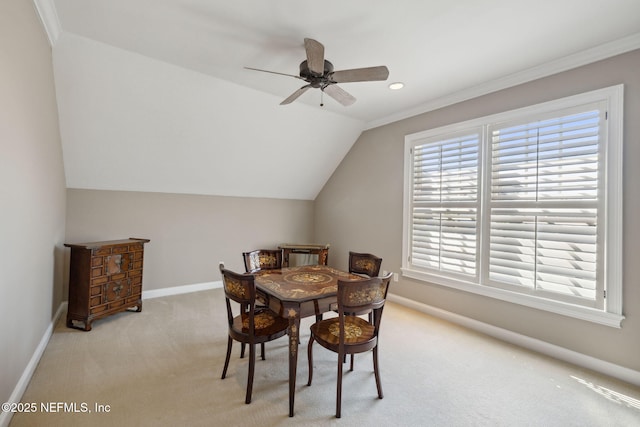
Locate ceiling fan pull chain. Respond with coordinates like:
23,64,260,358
320,89,324,107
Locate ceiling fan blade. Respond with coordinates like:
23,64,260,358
330,66,390,83
304,38,325,76
280,85,312,105
244,67,303,80
323,84,356,106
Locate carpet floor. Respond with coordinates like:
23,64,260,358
9,288,640,427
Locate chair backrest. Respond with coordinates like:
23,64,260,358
338,273,393,314
242,249,283,273
348,251,382,278
337,272,392,327
220,263,257,331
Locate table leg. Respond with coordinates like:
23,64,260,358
286,309,300,417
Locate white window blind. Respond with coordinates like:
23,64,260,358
403,85,624,327
410,132,480,277
486,107,603,307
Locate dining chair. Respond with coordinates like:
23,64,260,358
348,251,382,278
307,272,393,418
219,263,289,404
340,251,383,323
242,249,283,273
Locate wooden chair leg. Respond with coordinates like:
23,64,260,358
336,350,343,418
221,336,233,379
240,343,246,358
373,346,383,399
307,336,315,386
260,342,265,360
246,343,256,404
350,353,354,371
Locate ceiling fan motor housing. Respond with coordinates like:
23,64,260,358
299,60,334,87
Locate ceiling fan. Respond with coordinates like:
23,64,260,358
245,38,389,106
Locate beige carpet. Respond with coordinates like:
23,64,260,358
9,288,640,427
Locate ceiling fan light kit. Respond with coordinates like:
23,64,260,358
245,38,389,107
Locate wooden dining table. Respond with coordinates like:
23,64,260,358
254,264,364,417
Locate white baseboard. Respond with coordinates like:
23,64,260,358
387,293,640,387
0,302,67,427
142,281,222,300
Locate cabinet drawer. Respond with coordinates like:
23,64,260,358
126,295,141,305
91,266,105,278
91,276,108,286
128,269,142,279
113,245,130,254
92,247,112,256
90,304,107,315
109,299,126,310
129,243,144,252
110,272,126,281
130,284,142,298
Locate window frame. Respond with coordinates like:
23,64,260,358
402,85,624,328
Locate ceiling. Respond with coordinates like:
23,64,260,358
34,0,640,199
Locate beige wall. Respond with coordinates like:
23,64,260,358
65,189,315,292
0,0,67,407
316,49,640,372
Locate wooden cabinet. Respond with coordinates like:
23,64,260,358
64,238,150,331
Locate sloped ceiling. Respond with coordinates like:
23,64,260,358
35,0,640,200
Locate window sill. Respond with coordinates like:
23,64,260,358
401,267,625,328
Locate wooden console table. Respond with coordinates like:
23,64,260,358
278,243,329,267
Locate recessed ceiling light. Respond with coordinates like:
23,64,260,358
389,82,404,90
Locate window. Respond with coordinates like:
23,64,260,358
402,85,624,327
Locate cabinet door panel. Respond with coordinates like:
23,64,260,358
105,254,122,275
104,281,126,302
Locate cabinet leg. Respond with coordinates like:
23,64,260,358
67,318,92,331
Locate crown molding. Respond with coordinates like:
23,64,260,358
32,0,61,46
365,32,640,130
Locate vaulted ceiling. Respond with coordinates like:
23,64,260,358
35,0,640,200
